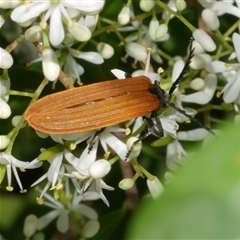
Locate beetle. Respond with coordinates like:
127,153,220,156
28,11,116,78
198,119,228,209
25,40,213,159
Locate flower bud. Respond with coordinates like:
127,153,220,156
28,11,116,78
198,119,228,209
149,19,159,41
0,15,5,28
193,29,216,52
0,135,10,149
89,160,111,179
23,214,38,237
12,115,26,127
190,40,205,55
155,23,168,40
97,42,114,59
82,220,100,238
0,0,20,9
0,48,13,69
202,9,219,31
0,98,11,119
118,6,130,25
68,22,92,42
126,137,142,159
190,77,205,90
190,54,212,70
175,0,186,11
24,25,42,42
0,75,10,97
119,178,135,190
42,48,60,81
139,0,155,12
125,42,147,61
147,176,164,199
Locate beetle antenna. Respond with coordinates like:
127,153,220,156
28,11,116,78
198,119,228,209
169,103,215,136
169,38,195,95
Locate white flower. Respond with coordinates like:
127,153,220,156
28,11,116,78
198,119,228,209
180,73,217,104
206,33,240,103
37,185,100,234
147,176,164,199
11,0,105,46
0,152,42,192
166,129,209,171
0,47,13,69
42,48,60,81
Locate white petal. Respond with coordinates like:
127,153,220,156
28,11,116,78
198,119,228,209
111,69,127,79
11,2,49,23
89,160,111,179
49,7,64,46
0,135,10,150
64,0,105,14
82,220,100,238
42,49,60,81
212,2,240,18
177,129,209,141
0,48,13,69
190,54,212,70
125,42,148,61
118,6,130,25
23,214,38,238
206,61,229,73
74,51,103,64
76,204,98,220
37,210,60,230
222,71,240,103
56,210,69,233
148,19,159,41
201,9,219,31
232,33,240,63
172,59,184,82
193,29,216,52
68,22,92,42
0,15,5,28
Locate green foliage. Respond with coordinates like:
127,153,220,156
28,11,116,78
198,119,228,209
126,121,240,239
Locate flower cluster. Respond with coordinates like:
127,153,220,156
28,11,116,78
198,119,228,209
1,0,240,238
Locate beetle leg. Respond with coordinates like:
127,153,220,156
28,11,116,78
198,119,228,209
125,114,164,160
88,128,105,153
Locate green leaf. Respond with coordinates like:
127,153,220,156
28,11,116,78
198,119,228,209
38,144,64,160
126,122,240,239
